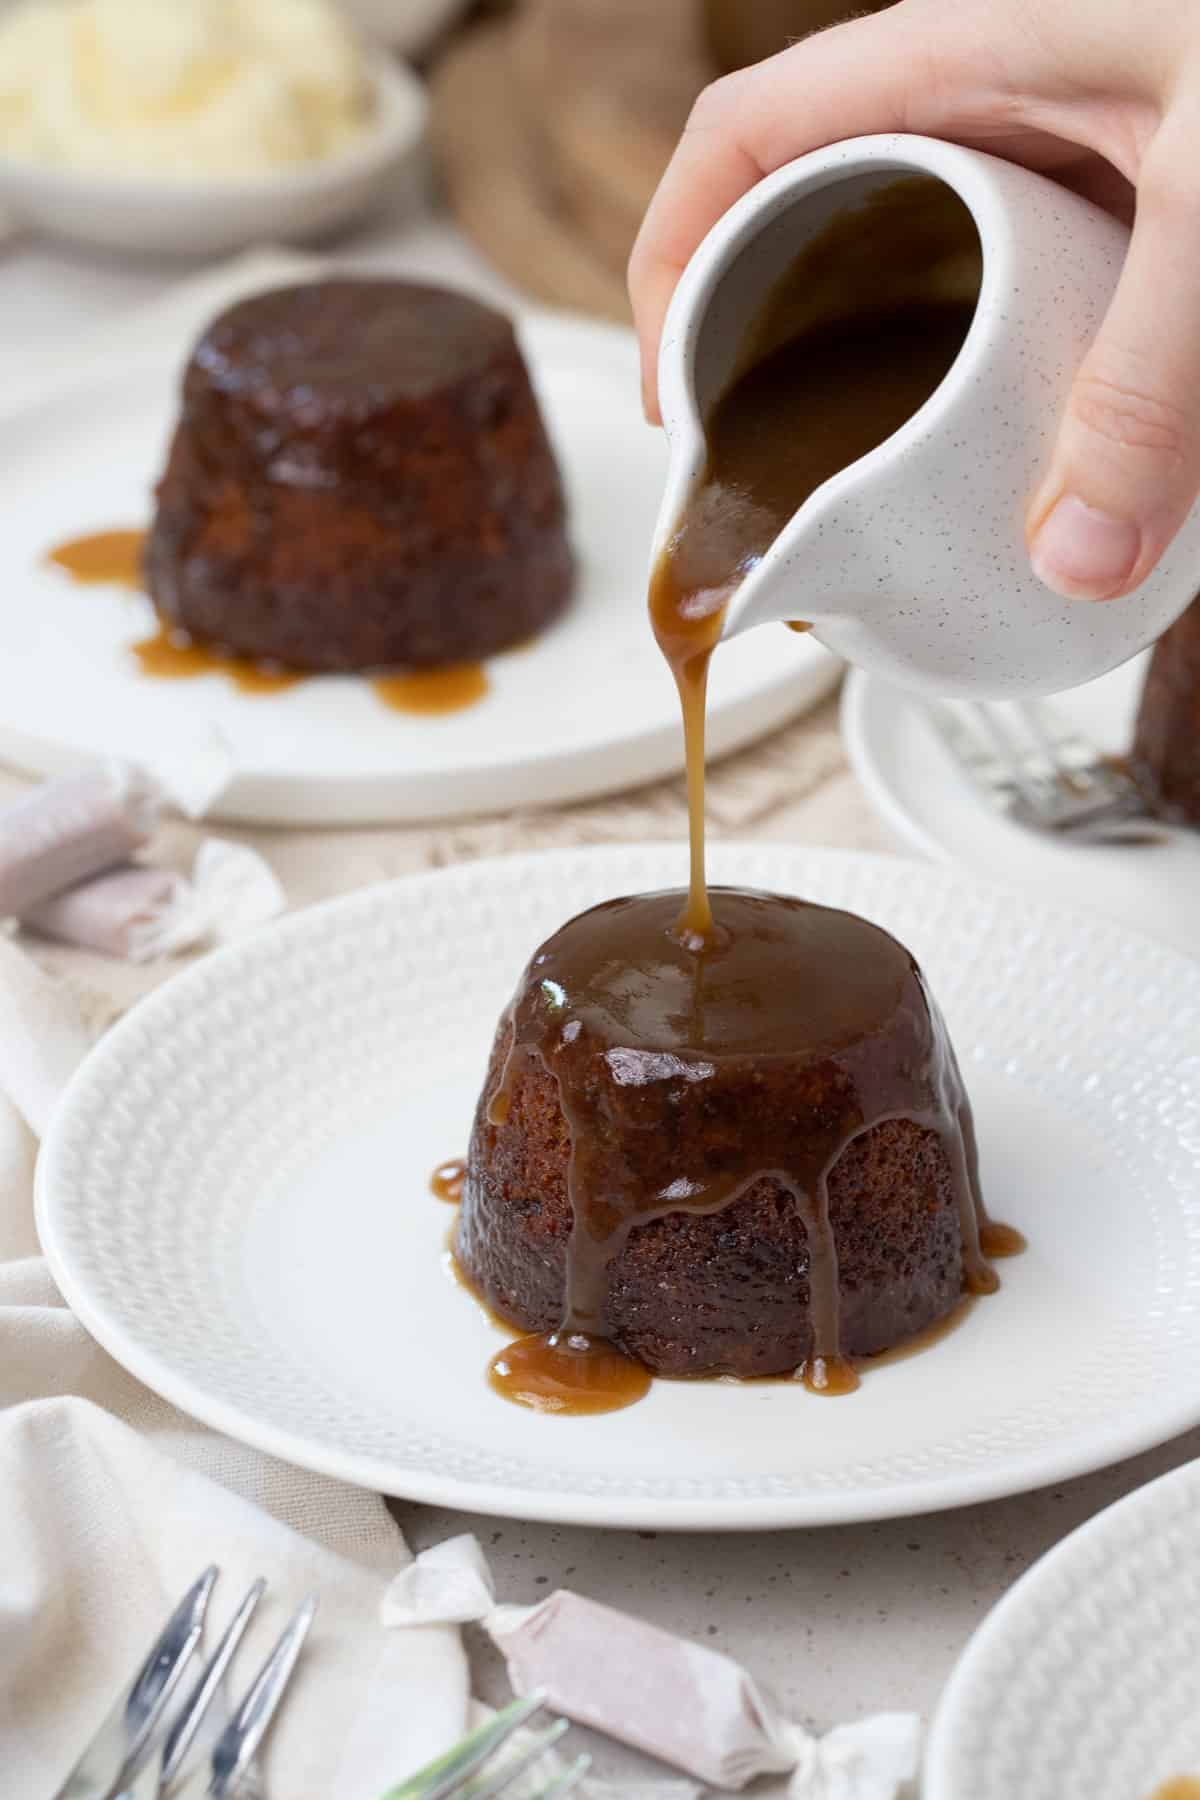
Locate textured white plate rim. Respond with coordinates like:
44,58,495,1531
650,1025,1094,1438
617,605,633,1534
840,670,955,866
840,662,1200,966
923,1452,1200,1797
34,842,1200,1530
0,313,836,825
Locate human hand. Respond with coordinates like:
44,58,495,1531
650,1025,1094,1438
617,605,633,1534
629,0,1200,600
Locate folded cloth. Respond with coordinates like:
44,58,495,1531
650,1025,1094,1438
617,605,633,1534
0,938,468,1797
0,763,158,916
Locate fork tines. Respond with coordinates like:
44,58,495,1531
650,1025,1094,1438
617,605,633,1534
930,696,1153,842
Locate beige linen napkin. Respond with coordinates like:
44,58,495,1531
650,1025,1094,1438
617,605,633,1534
0,938,467,1797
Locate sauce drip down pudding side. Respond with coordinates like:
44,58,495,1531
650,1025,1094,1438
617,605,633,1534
430,1158,468,1203
457,887,1016,1409
651,176,980,944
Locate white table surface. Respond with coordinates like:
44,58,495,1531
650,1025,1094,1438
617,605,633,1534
6,193,1199,1794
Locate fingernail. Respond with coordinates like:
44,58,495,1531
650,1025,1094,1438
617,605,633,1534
1030,496,1141,599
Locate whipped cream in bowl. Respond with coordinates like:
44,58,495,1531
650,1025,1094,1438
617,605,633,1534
0,0,428,254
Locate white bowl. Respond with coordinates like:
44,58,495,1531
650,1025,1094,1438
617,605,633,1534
0,54,428,257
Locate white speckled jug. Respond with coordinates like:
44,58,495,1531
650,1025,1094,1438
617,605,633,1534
654,133,1200,697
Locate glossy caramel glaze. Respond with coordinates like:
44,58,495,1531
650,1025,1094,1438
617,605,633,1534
479,888,995,1381
48,528,145,588
445,1230,653,1413
373,665,489,715
453,1176,984,1414
488,1330,652,1415
431,1158,468,1203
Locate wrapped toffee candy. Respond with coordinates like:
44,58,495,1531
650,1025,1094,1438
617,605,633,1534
0,740,239,922
0,764,160,917
382,1537,920,1800
20,840,285,962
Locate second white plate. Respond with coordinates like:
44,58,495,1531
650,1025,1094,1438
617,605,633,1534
1,312,836,825
35,843,1200,1530
843,659,1200,960
927,1455,1200,1799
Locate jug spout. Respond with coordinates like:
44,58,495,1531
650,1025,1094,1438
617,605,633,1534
716,499,859,641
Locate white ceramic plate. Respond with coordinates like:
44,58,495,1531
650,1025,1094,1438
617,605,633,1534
36,843,1200,1530
842,660,1200,960
0,313,835,826
0,57,428,257
926,1455,1200,1799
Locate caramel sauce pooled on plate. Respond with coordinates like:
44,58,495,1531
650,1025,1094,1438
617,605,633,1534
47,529,488,714
1146,1783,1200,1800
373,665,489,714
131,626,306,694
488,1331,652,1416
48,528,146,588
430,1158,468,1203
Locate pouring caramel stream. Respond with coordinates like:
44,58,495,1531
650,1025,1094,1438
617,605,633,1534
458,181,1020,1414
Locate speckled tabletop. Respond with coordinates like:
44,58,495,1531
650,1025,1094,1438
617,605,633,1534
393,1419,1200,1790
5,201,1200,1793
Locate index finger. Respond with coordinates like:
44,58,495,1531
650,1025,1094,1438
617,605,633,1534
627,3,946,422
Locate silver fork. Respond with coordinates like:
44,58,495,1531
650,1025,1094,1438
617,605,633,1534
928,696,1156,842
142,1595,316,1799
382,1693,591,1800
55,1568,313,1800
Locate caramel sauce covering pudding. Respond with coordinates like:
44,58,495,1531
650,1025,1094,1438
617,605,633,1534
456,888,1016,1408
48,528,145,589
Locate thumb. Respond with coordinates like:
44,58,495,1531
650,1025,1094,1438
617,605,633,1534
1027,155,1200,601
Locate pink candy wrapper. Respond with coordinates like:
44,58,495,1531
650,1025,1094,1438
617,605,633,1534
21,865,185,959
382,1536,920,1800
20,840,285,962
0,764,160,916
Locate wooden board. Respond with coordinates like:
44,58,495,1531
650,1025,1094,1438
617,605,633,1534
430,0,713,319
